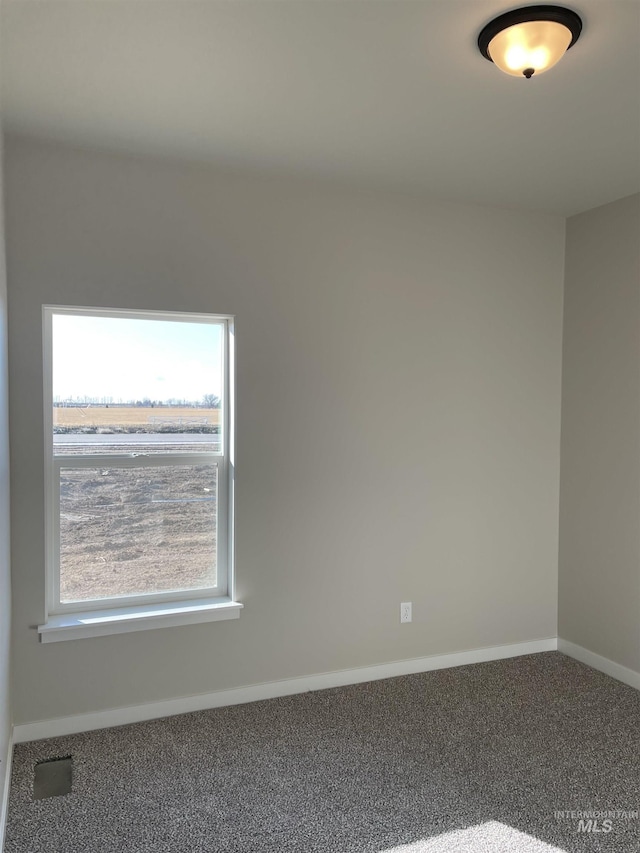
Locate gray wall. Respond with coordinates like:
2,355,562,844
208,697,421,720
559,193,640,674
0,133,13,815
5,136,565,725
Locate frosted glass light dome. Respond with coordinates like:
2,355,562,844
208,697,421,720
489,20,573,77
478,6,582,79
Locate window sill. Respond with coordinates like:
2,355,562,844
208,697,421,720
38,597,243,643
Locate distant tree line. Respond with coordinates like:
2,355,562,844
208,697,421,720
53,394,221,408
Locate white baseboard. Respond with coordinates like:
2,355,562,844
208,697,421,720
558,638,640,691
0,727,13,853
13,637,557,744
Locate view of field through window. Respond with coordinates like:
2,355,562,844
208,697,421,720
52,313,223,604
59,465,217,603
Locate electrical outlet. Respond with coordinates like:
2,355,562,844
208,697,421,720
400,602,412,623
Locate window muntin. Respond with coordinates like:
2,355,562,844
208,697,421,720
44,307,232,616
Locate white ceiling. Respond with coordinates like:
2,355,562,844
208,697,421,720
2,0,639,216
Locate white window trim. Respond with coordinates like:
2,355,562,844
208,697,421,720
39,305,240,642
38,598,243,643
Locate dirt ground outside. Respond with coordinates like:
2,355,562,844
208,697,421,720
54,406,220,603
59,463,217,603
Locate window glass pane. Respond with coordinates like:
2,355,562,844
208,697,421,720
59,464,217,603
52,314,223,454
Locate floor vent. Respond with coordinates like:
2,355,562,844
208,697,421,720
33,756,73,800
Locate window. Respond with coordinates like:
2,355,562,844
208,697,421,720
39,306,239,642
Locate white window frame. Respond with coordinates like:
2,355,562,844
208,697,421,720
39,305,240,642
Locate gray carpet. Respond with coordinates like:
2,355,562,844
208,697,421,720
5,652,640,852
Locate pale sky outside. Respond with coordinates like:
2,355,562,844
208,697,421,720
52,314,223,404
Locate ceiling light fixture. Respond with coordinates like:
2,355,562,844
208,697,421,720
478,5,582,78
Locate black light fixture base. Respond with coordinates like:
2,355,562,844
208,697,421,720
478,5,583,63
